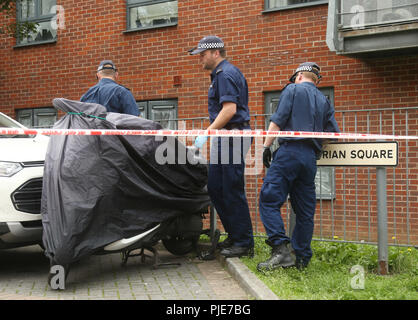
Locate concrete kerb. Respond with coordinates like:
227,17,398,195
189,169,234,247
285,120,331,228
218,255,279,300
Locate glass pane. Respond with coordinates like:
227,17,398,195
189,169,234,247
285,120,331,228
288,0,318,4
315,167,334,199
129,1,178,29
341,0,418,28
16,111,32,127
127,0,150,4
18,20,57,44
268,0,288,8
41,0,56,15
20,0,36,19
35,110,57,128
151,107,176,129
137,101,147,118
268,0,321,9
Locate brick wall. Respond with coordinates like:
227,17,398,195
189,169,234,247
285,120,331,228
1,1,417,244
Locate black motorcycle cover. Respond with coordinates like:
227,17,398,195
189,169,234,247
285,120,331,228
41,98,210,265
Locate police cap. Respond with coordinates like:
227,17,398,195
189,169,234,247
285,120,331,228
289,62,321,83
188,36,224,55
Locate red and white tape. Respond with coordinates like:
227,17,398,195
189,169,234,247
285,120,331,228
0,127,417,140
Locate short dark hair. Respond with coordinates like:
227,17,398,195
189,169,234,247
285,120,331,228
98,68,117,78
210,48,226,58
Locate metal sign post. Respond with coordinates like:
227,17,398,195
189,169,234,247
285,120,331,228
376,166,388,275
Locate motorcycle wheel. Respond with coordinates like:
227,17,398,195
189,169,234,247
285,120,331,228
162,236,199,256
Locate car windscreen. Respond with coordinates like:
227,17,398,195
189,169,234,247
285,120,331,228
0,114,33,138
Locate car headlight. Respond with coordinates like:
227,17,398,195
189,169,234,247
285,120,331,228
0,161,23,177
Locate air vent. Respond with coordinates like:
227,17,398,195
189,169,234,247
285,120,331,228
11,178,43,214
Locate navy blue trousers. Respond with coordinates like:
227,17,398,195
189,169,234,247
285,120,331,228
259,141,317,263
207,136,254,248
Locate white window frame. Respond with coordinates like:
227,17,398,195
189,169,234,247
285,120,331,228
126,0,178,32
264,0,328,13
16,0,57,46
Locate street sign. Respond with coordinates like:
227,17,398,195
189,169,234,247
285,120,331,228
317,141,398,167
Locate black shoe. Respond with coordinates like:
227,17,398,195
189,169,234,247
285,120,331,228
295,258,309,270
217,237,233,249
257,242,295,272
220,245,254,258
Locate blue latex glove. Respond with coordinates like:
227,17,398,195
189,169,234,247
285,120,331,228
194,136,208,149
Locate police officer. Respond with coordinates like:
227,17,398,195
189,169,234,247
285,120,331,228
81,60,139,116
189,36,254,258
257,62,340,271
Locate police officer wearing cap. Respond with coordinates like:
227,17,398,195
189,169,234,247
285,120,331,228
189,36,254,258
81,60,139,116
257,62,340,271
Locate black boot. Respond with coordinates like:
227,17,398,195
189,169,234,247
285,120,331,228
257,242,295,272
217,237,233,249
220,245,254,258
295,257,309,270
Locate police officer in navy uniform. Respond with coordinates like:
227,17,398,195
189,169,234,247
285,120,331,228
189,36,254,258
81,60,139,116
257,62,340,271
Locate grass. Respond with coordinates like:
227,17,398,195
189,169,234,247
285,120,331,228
239,237,418,300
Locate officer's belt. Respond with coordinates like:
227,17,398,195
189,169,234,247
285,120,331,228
280,139,322,156
224,121,250,130
280,139,315,148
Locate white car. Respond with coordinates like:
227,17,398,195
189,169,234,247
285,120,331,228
0,112,49,249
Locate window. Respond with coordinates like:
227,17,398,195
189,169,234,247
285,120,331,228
137,100,178,129
327,0,418,54
16,0,57,45
265,0,328,11
16,107,57,128
339,0,418,29
126,0,178,31
264,87,336,200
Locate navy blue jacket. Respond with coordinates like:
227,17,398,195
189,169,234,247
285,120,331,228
81,78,139,116
270,82,340,153
208,60,250,125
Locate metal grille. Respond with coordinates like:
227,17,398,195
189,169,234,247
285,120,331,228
11,178,43,214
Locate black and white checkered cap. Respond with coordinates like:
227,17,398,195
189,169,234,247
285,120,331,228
189,36,224,55
289,62,321,83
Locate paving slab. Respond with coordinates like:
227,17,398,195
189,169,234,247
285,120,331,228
0,244,254,300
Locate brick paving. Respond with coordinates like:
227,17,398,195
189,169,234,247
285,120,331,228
0,244,251,300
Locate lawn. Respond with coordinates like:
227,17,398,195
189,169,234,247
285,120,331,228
239,237,418,300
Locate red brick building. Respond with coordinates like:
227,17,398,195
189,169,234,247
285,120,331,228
1,0,417,245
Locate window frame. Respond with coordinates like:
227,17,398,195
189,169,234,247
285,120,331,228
263,0,328,13
16,107,57,128
264,87,336,200
125,0,178,33
137,99,178,129
15,0,57,47
337,0,418,31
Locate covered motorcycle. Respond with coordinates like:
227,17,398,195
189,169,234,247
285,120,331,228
41,98,210,266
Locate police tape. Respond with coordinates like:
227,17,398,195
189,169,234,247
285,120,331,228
0,127,417,140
